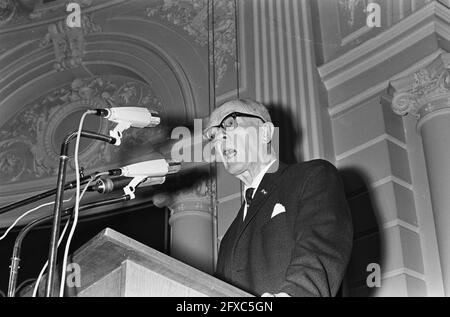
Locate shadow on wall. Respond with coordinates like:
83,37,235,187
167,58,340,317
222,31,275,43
267,104,302,164
267,104,384,296
338,167,383,297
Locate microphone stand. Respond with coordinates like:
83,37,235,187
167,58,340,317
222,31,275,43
7,195,130,297
45,130,117,297
0,175,94,216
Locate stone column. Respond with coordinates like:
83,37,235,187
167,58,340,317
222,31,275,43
390,53,450,295
153,180,215,274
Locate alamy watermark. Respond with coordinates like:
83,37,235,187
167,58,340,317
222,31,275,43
65,262,81,288
366,3,381,28
366,263,381,288
66,2,82,28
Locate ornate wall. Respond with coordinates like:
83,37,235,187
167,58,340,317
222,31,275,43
0,0,241,230
3,0,448,297
312,0,437,63
316,0,450,296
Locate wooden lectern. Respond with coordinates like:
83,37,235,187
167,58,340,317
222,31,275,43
28,228,252,297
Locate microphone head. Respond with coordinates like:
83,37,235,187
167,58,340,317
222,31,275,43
95,107,161,128
93,178,116,194
90,175,167,194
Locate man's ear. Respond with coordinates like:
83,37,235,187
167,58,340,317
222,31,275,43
261,122,275,144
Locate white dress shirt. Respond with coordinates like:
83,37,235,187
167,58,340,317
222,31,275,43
243,160,277,220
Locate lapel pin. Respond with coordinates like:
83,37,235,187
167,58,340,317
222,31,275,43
261,189,268,195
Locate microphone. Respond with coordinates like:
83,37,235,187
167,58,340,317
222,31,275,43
105,159,181,199
88,176,167,194
95,106,161,145
108,159,181,178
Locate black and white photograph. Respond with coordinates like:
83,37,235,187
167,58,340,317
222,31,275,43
0,0,449,300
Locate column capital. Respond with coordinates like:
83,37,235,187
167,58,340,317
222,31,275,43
153,178,216,273
389,53,450,119
153,179,214,221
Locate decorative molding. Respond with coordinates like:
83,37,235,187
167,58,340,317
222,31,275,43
39,13,101,71
330,81,388,118
0,29,199,120
340,24,372,46
338,0,435,47
0,0,16,25
0,75,165,187
390,53,450,119
328,49,446,118
383,219,420,234
327,22,436,91
0,0,126,33
215,0,248,103
301,0,324,160
153,178,214,221
335,133,407,161
338,0,368,27
318,1,450,88
371,175,413,191
251,0,324,160
381,268,426,282
29,0,93,20
145,0,236,85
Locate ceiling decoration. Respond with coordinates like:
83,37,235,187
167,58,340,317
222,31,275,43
0,0,212,226
0,75,165,187
39,13,101,71
145,0,236,84
26,0,93,20
1,0,101,71
0,0,118,28
0,0,16,25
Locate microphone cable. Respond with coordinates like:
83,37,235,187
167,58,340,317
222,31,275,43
33,174,103,297
0,197,73,241
59,110,96,297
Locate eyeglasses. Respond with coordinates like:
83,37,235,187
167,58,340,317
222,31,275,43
205,112,265,141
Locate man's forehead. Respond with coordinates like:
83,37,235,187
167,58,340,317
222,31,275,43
210,102,245,122
205,99,271,131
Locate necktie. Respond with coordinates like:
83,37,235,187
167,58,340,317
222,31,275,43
245,188,255,209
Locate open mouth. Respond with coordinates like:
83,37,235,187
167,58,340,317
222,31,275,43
223,149,237,160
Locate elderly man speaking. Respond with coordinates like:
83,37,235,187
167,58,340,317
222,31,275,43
203,99,353,297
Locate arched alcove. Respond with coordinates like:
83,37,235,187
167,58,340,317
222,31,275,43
0,23,211,226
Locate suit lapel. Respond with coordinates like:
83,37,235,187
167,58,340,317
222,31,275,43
232,161,288,251
218,201,245,278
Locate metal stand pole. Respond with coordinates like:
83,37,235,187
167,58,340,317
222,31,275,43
44,130,116,297
7,195,130,297
45,153,68,297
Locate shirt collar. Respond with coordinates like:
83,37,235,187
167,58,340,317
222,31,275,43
244,159,277,198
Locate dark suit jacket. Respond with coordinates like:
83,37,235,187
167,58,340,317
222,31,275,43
216,160,353,297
